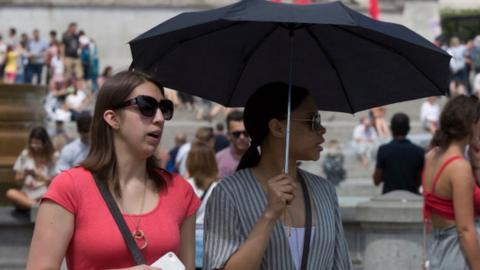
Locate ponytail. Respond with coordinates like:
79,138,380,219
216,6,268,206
236,144,261,171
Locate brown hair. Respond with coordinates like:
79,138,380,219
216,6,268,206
27,126,55,166
186,142,218,189
81,70,167,197
431,95,480,148
193,127,214,145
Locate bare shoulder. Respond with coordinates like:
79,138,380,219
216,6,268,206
448,159,474,182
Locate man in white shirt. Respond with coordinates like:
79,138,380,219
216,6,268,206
352,116,378,168
56,112,92,172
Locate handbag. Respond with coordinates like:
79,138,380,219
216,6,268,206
92,172,146,265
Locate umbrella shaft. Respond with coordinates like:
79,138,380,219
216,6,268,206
284,29,294,174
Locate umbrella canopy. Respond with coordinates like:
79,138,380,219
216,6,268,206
129,0,450,113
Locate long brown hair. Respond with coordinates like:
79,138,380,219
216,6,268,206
186,142,218,189
27,126,55,166
81,70,168,197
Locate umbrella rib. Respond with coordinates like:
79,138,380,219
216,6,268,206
305,26,355,113
143,21,246,73
332,25,445,96
227,23,281,106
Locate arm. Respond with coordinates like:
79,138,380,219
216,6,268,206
223,210,277,270
451,161,480,270
179,214,196,270
14,171,25,186
372,168,383,186
26,201,74,270
222,174,295,270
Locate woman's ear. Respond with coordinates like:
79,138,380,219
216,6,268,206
268,118,286,138
103,110,120,130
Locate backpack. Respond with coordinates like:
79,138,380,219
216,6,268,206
322,154,346,185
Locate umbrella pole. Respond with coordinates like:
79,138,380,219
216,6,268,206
284,29,295,174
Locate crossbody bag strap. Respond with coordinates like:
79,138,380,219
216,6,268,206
92,172,146,265
298,172,312,270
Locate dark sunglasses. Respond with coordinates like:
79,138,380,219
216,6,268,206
230,130,249,139
292,112,323,132
114,95,174,120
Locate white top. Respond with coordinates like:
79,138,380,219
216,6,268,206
474,73,480,93
420,101,440,123
52,56,64,75
13,149,56,200
352,124,377,142
175,142,191,177
447,45,466,72
284,226,316,270
66,90,87,110
186,180,218,225
53,107,72,122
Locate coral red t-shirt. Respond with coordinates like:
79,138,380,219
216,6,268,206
43,166,201,270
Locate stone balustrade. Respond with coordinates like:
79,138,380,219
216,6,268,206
0,190,426,269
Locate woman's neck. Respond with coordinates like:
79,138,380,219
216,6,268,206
440,140,468,157
114,143,147,185
255,143,298,182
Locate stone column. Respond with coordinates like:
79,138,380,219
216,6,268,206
356,190,425,270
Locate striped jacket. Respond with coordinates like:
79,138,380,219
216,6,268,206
203,168,352,270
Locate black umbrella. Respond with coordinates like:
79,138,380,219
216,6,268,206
129,0,450,172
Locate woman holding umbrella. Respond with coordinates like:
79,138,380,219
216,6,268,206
27,71,200,270
203,82,351,270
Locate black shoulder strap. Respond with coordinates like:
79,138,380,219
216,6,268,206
92,172,146,265
298,172,312,270
200,182,214,201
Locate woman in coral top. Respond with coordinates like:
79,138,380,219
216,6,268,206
423,95,480,270
27,71,200,270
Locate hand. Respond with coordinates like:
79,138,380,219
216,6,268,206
264,174,297,220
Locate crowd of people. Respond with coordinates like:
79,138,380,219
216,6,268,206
436,35,480,97
3,28,480,269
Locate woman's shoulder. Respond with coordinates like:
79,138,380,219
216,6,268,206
216,169,254,192
17,149,29,159
53,166,93,184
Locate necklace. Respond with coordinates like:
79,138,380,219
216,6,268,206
120,178,148,250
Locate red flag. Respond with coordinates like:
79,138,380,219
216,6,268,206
369,0,380,20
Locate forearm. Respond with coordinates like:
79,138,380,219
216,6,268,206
224,210,277,270
14,174,25,186
459,229,480,270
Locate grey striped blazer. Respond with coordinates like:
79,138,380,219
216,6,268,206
203,168,352,270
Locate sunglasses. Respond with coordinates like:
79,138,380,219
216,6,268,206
114,95,174,120
230,130,249,139
292,112,323,132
